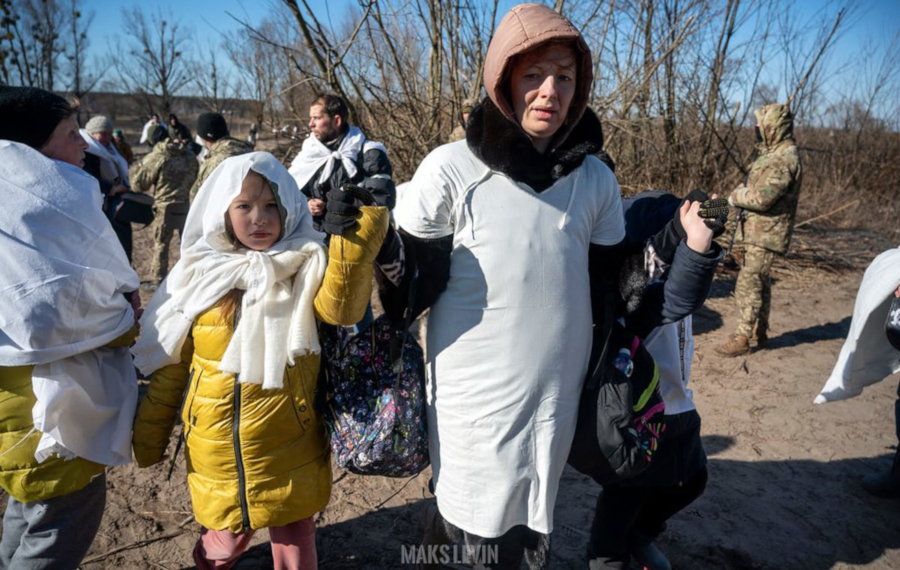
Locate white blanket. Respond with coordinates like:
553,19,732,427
132,152,327,390
80,129,130,187
816,247,900,403
288,126,386,191
0,140,139,465
139,120,154,144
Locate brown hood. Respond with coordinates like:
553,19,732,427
482,3,593,150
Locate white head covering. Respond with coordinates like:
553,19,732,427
132,152,327,390
80,128,130,187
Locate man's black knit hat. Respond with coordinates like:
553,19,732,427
197,112,229,142
0,86,72,149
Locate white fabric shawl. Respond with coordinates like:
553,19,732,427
288,126,387,191
0,140,139,465
139,120,154,144
816,247,900,404
132,152,327,390
80,129,130,187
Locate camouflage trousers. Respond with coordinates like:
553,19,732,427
151,201,189,282
733,244,775,338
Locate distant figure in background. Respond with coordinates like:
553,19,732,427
189,112,253,202
81,115,134,261
140,113,160,145
132,139,198,285
248,122,259,147
148,124,170,149
449,98,476,142
167,113,192,146
716,103,802,357
113,129,134,165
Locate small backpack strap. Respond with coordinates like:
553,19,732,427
391,266,419,375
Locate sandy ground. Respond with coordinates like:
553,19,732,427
3,213,899,569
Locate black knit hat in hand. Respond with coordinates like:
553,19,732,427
0,86,73,149
197,112,229,142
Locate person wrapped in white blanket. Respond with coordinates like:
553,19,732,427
0,86,141,568
816,247,900,497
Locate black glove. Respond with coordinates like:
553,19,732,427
696,192,729,238
649,189,725,263
322,186,361,235
668,189,710,244
678,189,728,239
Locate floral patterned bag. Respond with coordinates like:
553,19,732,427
319,315,429,477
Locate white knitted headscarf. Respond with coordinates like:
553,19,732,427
132,152,328,390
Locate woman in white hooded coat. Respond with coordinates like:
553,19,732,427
381,4,720,568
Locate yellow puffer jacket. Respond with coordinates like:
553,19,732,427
0,327,139,503
132,206,389,533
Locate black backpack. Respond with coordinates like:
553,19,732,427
567,320,666,485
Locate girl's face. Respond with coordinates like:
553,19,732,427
40,115,88,167
227,171,281,251
510,43,577,153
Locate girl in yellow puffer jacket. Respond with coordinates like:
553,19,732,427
131,152,387,569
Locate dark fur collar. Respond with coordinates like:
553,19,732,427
465,99,607,192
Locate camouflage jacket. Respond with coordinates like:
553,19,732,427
731,103,803,254
190,137,254,201
132,142,199,205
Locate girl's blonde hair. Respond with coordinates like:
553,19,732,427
217,289,242,326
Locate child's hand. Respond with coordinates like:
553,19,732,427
680,196,715,253
308,198,325,217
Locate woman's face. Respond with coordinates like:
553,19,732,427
510,44,577,152
40,115,88,167
92,130,112,147
227,171,281,251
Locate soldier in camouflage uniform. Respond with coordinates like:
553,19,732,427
132,141,199,284
716,103,803,357
189,112,253,201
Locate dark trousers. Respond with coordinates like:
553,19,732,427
0,473,106,569
151,201,189,281
588,467,708,570
421,503,549,570
110,217,133,262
